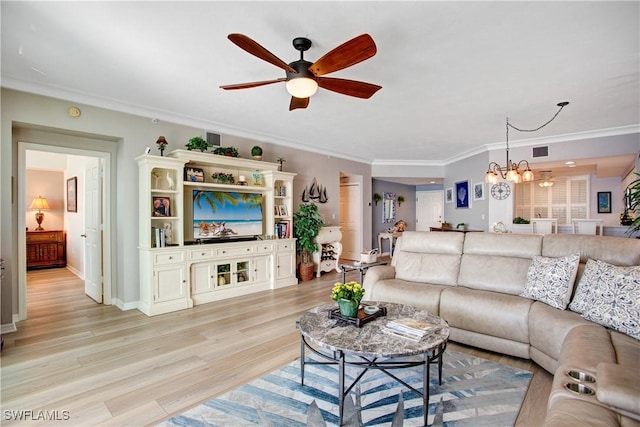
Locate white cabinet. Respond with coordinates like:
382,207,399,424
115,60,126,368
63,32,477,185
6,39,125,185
138,248,191,316
275,240,296,287
188,242,275,305
137,150,297,316
313,226,343,277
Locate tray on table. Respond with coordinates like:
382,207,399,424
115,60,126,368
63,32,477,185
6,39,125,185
328,305,387,327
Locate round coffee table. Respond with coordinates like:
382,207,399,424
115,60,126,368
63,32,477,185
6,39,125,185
298,302,449,426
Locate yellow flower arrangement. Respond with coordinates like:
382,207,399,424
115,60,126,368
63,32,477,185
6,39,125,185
331,281,365,303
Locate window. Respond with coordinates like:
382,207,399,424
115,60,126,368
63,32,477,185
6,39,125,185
514,175,589,225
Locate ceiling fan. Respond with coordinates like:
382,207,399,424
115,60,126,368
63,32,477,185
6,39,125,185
220,33,382,110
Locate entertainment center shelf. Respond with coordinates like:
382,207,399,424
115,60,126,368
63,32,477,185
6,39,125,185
136,150,297,316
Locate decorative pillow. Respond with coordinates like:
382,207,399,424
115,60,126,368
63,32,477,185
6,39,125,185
581,261,640,340
568,259,603,314
520,253,580,309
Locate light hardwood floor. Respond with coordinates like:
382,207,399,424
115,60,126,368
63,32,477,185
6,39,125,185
1,267,551,426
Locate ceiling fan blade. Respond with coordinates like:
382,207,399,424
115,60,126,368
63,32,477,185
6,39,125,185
220,78,286,90
227,34,297,74
317,77,382,99
310,34,377,76
289,96,310,111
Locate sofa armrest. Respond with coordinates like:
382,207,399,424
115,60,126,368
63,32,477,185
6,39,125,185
596,362,640,417
362,265,396,288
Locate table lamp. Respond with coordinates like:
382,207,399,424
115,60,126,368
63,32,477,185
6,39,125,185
29,196,50,231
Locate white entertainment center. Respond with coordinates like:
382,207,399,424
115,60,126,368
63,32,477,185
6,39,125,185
136,150,297,316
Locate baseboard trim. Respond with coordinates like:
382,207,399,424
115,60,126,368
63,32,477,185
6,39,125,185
113,298,138,311
1,321,17,335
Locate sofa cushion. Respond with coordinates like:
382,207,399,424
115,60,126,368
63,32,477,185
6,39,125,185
597,362,640,419
580,261,640,339
392,232,464,286
610,330,640,368
458,232,542,295
520,253,580,309
543,398,621,427
542,234,640,267
529,302,596,371
364,279,446,314
440,286,532,344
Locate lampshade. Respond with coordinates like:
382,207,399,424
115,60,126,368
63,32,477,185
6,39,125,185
29,196,50,211
506,168,520,183
286,77,318,98
522,168,534,182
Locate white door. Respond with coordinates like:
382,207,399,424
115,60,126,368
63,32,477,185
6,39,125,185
84,160,103,303
340,181,361,261
416,191,444,231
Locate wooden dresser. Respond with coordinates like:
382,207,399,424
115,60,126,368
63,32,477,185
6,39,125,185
26,230,66,270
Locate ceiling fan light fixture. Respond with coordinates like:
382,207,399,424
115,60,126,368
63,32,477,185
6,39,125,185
286,77,318,98
539,180,554,187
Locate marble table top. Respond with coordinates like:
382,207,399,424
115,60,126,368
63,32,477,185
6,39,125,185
299,302,449,358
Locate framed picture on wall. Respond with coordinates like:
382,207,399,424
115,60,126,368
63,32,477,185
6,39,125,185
473,182,485,201
66,177,77,212
455,180,470,209
597,191,612,213
445,187,453,203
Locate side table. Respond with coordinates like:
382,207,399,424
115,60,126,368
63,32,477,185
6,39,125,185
339,260,387,283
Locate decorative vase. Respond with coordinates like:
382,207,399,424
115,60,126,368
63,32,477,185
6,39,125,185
338,298,359,318
218,276,226,286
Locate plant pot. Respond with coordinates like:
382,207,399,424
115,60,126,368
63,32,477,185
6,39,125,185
337,298,359,318
252,155,262,161
298,262,315,282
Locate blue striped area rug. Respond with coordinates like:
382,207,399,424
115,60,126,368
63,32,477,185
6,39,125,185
159,349,532,427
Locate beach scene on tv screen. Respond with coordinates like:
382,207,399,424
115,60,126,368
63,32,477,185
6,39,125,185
193,191,263,239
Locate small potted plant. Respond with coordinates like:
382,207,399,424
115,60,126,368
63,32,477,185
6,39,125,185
293,203,323,281
185,136,210,152
211,172,234,184
213,146,239,157
331,281,365,318
251,145,263,160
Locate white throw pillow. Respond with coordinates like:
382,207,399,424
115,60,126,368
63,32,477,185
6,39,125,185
581,261,640,340
520,253,580,310
568,259,602,314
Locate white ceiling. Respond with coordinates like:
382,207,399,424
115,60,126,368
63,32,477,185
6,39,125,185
2,1,639,168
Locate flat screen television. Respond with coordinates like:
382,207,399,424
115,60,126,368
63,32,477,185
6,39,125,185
188,190,263,242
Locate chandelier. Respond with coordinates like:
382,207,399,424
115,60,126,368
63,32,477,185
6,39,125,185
485,102,569,185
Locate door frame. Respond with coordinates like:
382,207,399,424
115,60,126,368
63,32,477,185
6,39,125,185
17,142,112,320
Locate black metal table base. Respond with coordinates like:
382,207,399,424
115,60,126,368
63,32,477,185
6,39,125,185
300,334,446,426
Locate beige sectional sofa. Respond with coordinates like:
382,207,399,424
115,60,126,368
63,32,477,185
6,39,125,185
362,231,640,426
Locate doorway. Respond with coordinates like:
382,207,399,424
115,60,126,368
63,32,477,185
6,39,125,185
339,174,363,261
416,191,444,231
18,142,112,321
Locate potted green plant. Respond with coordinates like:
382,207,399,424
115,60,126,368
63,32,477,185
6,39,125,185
293,203,323,281
185,136,210,152
213,146,239,157
513,217,530,224
251,145,263,160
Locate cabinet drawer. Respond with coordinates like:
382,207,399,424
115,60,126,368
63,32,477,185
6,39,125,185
154,251,184,265
276,242,294,252
190,249,214,260
26,231,62,243
255,243,274,253
216,246,254,257
320,260,336,270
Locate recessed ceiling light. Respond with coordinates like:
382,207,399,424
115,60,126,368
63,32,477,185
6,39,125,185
565,161,575,165
430,181,435,184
